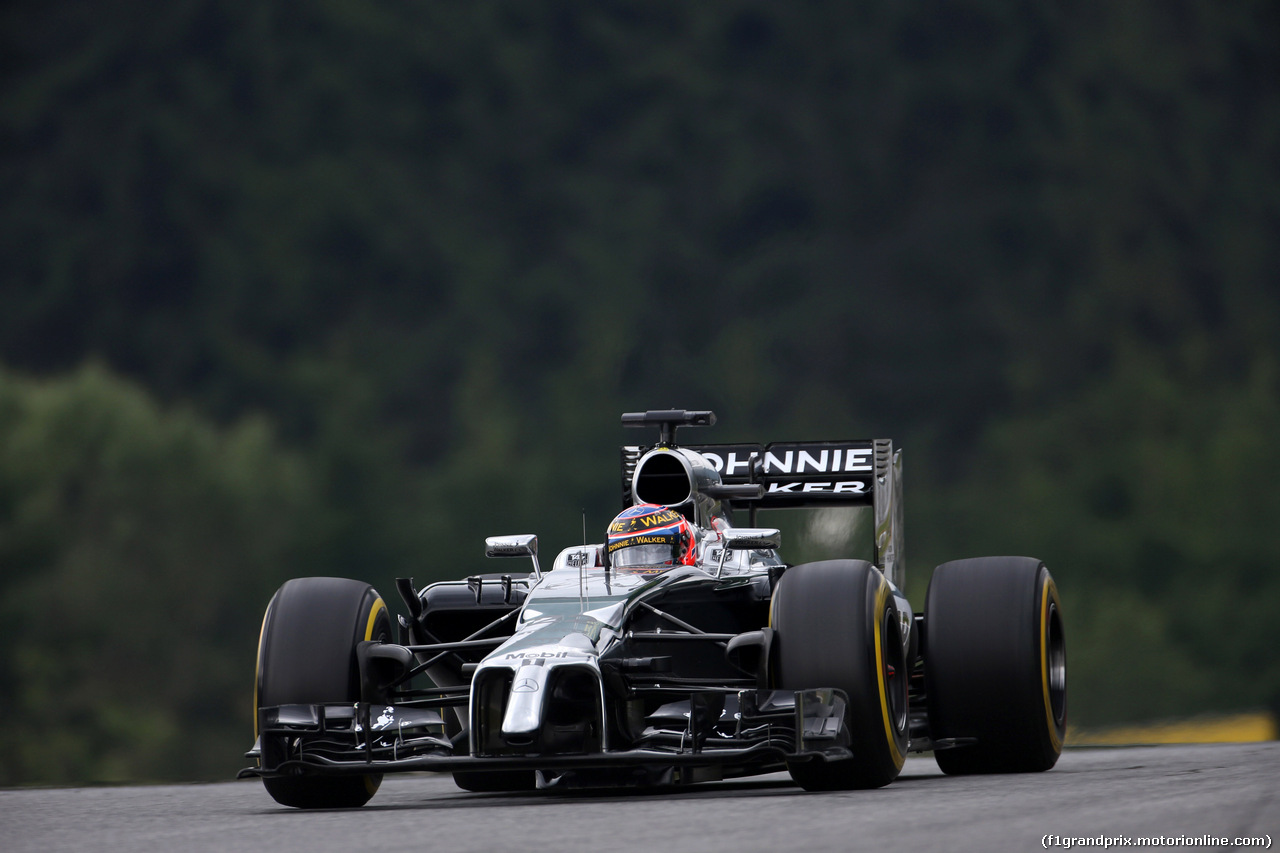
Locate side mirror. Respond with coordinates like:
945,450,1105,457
714,528,781,578
723,528,781,551
485,534,541,579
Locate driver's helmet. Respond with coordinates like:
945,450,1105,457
606,504,697,571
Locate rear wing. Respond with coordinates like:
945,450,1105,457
621,440,905,587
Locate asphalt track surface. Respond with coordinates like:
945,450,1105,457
2,744,1276,853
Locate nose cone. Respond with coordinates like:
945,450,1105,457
501,663,549,740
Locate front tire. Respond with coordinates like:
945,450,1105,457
255,577,391,808
771,560,909,790
923,557,1066,774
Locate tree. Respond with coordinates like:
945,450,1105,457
0,364,318,783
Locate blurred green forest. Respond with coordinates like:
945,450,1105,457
2,1,1277,784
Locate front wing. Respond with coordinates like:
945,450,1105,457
240,688,852,784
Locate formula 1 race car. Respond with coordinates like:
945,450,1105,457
241,409,1067,808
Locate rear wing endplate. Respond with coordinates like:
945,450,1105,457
621,440,905,588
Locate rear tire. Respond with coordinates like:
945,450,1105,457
771,560,909,790
255,577,391,808
923,557,1066,774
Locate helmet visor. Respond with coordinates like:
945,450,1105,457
610,541,677,570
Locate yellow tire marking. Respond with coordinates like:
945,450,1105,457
1040,576,1063,752
365,597,387,641
873,579,905,769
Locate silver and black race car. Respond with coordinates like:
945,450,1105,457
241,409,1067,808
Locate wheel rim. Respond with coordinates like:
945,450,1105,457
882,608,908,735
1045,600,1066,726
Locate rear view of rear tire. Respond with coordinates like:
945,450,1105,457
771,560,909,790
923,557,1066,774
255,577,391,808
